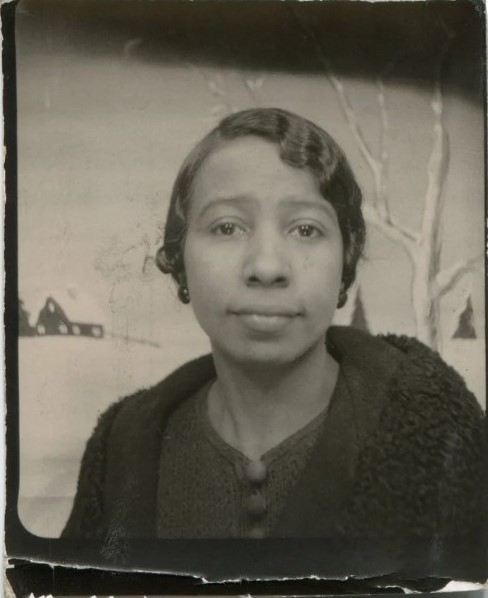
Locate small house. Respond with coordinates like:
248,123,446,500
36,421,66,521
35,288,105,339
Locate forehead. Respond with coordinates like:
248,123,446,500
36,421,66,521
191,136,321,203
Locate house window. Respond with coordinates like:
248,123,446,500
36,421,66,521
72,325,80,335
37,324,45,335
92,326,102,338
59,323,68,335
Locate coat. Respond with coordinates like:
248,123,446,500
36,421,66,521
61,326,487,578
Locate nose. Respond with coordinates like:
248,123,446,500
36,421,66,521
243,228,290,288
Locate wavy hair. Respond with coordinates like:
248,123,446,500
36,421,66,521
157,107,366,303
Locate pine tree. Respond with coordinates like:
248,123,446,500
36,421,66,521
351,289,369,333
452,296,476,339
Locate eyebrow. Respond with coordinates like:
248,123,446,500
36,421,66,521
195,195,337,221
195,196,252,219
279,197,337,220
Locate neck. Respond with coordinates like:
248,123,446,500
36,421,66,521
207,341,339,460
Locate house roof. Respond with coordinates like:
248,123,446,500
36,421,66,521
32,286,107,325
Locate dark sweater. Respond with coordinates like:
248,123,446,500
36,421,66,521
156,380,330,538
62,327,486,564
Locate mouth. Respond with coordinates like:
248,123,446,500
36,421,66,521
230,307,301,333
231,305,301,317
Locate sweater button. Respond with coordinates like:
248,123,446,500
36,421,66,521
244,460,267,485
243,492,267,518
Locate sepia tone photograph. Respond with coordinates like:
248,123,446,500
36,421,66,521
7,0,487,586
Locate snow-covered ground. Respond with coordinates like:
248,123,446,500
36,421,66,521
18,334,210,537
442,338,485,409
17,334,485,538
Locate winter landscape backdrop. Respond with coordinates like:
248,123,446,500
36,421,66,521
15,0,485,537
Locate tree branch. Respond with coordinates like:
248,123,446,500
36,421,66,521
434,254,483,299
326,69,380,184
327,61,421,248
188,63,235,114
362,203,417,255
243,73,266,105
421,55,450,244
288,8,392,217
387,214,420,243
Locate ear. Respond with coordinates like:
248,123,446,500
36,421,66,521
155,246,170,274
337,286,348,309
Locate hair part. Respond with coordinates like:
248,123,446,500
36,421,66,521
157,107,366,298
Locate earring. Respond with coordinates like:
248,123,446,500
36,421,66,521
337,287,347,309
178,285,190,304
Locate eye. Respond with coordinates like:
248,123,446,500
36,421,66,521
290,224,323,239
211,221,246,237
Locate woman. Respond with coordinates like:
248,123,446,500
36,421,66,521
62,108,485,552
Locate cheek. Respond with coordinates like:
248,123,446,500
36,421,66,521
183,240,227,311
301,246,343,289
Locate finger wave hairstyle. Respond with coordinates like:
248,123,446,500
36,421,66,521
156,107,366,304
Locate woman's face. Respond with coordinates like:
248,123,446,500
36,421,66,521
183,136,344,367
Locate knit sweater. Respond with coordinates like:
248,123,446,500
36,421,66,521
156,380,330,538
62,327,486,566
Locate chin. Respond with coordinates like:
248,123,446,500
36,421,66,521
219,338,322,369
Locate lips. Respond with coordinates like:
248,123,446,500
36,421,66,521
230,306,301,333
231,306,301,318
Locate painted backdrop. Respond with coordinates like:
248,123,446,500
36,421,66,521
15,0,485,537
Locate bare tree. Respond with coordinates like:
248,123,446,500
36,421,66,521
190,44,483,351
304,28,482,350
189,63,266,119
189,65,239,119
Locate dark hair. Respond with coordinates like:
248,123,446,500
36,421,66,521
157,107,365,302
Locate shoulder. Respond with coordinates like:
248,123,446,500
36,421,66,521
378,331,484,427
333,325,484,449
90,353,216,448
328,325,483,420
377,332,486,508
327,326,482,454
105,353,215,421
62,353,216,538
331,327,486,535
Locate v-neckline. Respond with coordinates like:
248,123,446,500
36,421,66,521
198,379,333,468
